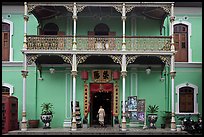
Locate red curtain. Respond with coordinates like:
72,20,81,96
90,83,113,92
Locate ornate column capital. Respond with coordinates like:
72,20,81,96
121,71,127,77
21,70,28,78
71,70,77,77
24,15,29,22
170,71,176,78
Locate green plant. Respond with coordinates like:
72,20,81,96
41,103,54,115
147,105,159,114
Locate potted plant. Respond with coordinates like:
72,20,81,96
40,103,54,129
147,104,159,129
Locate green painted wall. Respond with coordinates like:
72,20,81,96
2,5,202,129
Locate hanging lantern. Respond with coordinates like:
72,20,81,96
81,70,88,80
113,70,120,80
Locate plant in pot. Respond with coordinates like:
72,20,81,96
40,103,54,129
147,104,159,129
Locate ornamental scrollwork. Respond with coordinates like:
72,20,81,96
159,55,171,66
126,55,138,65
64,4,86,14
27,4,38,13
108,55,122,65
77,55,90,65
59,54,72,64
27,54,39,65
113,5,135,15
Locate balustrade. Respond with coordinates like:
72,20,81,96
26,35,171,52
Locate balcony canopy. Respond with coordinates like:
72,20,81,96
27,2,173,22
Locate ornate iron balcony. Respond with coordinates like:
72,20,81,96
26,35,171,52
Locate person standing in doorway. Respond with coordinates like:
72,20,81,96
98,105,105,127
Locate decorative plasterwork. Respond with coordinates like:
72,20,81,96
159,55,171,66
27,54,39,65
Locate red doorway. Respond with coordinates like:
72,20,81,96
89,83,113,127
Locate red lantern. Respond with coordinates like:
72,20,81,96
81,71,88,80
113,71,120,80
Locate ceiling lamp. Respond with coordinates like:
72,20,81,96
146,67,151,75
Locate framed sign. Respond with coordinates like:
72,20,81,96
137,99,145,112
127,96,137,111
92,70,111,83
137,112,145,122
129,111,138,122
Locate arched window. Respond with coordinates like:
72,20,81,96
174,24,188,62
176,83,198,114
43,23,59,35
2,83,14,96
2,23,10,61
94,23,110,35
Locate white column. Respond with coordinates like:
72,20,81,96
121,54,127,131
170,3,176,131
21,2,29,131
71,54,77,131
122,3,126,51
21,54,28,131
23,2,28,50
72,3,77,50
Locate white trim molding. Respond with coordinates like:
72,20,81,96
2,18,14,62
2,82,14,96
173,20,192,63
175,83,198,115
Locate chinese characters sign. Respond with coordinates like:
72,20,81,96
92,70,111,83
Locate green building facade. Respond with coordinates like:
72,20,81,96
2,2,202,131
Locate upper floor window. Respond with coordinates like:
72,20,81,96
174,24,188,62
2,23,10,61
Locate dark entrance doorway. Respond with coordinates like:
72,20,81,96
90,83,113,127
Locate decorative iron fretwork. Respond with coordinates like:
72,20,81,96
108,55,123,65
27,4,38,13
76,55,90,65
113,4,135,15
64,4,86,14
159,55,171,66
126,55,138,65
26,35,73,50
27,54,39,65
59,54,72,64
161,5,171,14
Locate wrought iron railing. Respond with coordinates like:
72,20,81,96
26,35,171,52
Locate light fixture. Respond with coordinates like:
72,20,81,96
146,67,151,75
49,67,55,74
